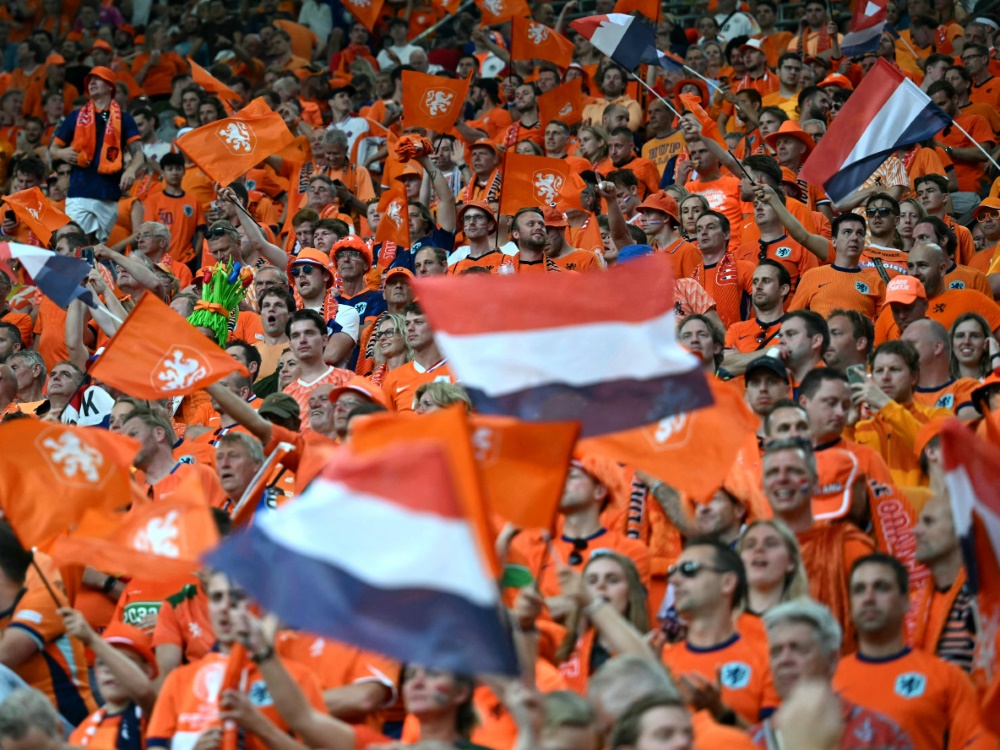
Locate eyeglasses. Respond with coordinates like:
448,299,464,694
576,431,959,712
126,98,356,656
667,560,726,579
865,206,896,218
462,214,491,225
373,328,398,340
336,250,364,261
290,264,319,277
977,209,1000,223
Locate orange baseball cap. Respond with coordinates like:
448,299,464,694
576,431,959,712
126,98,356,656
780,167,799,185
46,53,66,66
84,65,116,88
738,38,765,52
637,190,679,222
813,449,860,521
90,39,114,52
973,197,1000,220
384,267,415,286
819,73,853,91
914,416,950,458
394,163,422,182
328,376,390,408
542,205,568,228
470,138,500,156
884,275,926,304
102,621,158,677
764,121,816,157
287,247,335,288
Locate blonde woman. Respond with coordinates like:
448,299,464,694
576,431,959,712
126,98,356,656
577,126,609,169
413,382,472,413
369,313,412,387
737,519,810,616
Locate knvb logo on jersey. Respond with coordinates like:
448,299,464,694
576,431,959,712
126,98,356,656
421,89,455,118
719,661,752,689
132,510,181,558
216,121,256,155
152,347,210,392
893,672,926,698
532,171,564,204
527,22,549,44
37,429,110,488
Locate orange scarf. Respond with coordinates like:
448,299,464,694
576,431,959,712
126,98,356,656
70,100,123,174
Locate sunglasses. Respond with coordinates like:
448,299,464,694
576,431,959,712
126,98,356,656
290,264,319,277
568,538,588,566
865,206,896,218
667,560,726,579
206,226,236,239
977,209,1000,223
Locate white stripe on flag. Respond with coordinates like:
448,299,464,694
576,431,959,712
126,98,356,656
945,464,976,538
842,81,931,167
255,480,499,607
435,312,697,397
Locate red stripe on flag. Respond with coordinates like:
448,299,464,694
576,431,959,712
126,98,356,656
413,252,675,333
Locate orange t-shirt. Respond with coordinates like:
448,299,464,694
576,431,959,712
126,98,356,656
147,651,326,750
150,580,214,665
913,377,980,414
380,359,454,413
937,114,994,193
134,461,226,507
32,295,68,369
550,248,604,272
944,264,993,297
834,647,996,750
595,155,662,197
725,317,783,353
788,264,886,320
143,189,206,264
449,251,506,275
112,573,200,635
662,631,779,724
131,51,188,97
656,237,703,281
735,233,818,294
701,253,754,328
685,175,744,243
874,288,1000,344
282,366,354,418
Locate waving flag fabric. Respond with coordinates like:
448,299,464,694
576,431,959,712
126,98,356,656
413,253,711,437
0,242,95,308
569,13,656,71
510,16,573,68
498,153,573,216
402,71,469,132
799,59,951,204
4,187,71,245
206,442,519,676
538,78,584,127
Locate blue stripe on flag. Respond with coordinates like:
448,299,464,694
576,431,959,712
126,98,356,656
465,368,712,438
33,253,97,309
610,19,656,71
841,22,885,57
206,525,520,676
823,102,950,204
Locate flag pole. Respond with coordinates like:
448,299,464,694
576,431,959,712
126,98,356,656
410,0,476,44
629,72,682,118
29,551,64,609
950,121,1000,174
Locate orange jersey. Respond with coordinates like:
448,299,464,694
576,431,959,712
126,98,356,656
112,573,200,636
944,264,993,298
788,264,886,320
147,651,326,750
380,359,454,413
834,647,996,750
701,253,754,328
282,366,354,417
937,114,995,193
131,51,188,97
0,560,96,725
143,189,206,264
656,237,703,281
595,155,661,197
945,217,977,267
134,462,226,507
725,317,783,353
32,295,69,369
913,377,980,414
859,246,908,279
685,175,744,241
735,234,818,294
549,248,604,272
970,76,1000,109
852,401,952,488
449,251,506,275
150,581,215,666
874,288,1000,344
662,632,779,724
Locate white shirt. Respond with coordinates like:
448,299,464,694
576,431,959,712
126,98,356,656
61,385,115,427
716,11,760,41
377,44,424,69
329,116,370,160
298,0,332,45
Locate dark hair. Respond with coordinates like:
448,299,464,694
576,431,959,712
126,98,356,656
160,151,185,169
828,309,874,358
472,77,501,104
798,366,848,400
0,321,22,349
14,155,46,183
763,398,808,433
785,310,831,354
606,168,638,189
684,536,748,609
866,191,899,215
403,301,424,317
850,552,909,594
414,245,448,266
512,206,545,235
0,522,31,584
757,258,792,291
925,80,956,99
286,309,327,338
759,106,790,124
946,65,972,86
737,89,763,107
910,13,940,29
797,85,825,109
627,224,647,244
831,211,866,237
609,125,633,140
871,340,920,373
678,314,725,367
697,209,730,235
225,339,262,381
914,215,956,257
258,287,296,314
925,53,953,69
777,51,802,68
743,154,782,188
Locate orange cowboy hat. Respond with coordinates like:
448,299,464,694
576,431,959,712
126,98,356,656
764,121,816,158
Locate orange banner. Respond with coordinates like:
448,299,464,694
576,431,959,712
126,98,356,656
538,78,584,128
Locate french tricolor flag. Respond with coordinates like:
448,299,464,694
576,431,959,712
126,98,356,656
413,253,712,437
569,13,656,71
0,241,96,309
940,418,1000,729
206,443,519,676
799,59,951,205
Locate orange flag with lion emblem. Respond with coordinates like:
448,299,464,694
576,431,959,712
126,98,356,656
402,71,469,132
90,293,249,399
4,187,71,245
374,188,410,248
499,153,572,217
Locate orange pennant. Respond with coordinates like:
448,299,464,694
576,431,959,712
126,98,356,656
50,496,220,580
499,152,572,216
176,103,294,187
538,78,584,128
475,0,530,25
90,293,249,399
374,187,411,248
679,93,728,149
579,379,758,503
510,16,573,68
188,57,241,113
350,407,498,576
401,71,469,133
3,187,70,245
468,416,579,530
342,0,386,30
0,421,138,548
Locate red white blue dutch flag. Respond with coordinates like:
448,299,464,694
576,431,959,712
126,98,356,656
413,252,712,438
799,59,951,205
205,442,519,676
569,13,656,71
0,241,96,309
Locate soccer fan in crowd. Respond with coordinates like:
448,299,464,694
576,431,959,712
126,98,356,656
2,4,1000,750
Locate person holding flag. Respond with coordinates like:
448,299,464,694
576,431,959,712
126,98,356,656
49,66,145,242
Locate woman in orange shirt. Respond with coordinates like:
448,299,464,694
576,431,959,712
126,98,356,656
557,552,650,694
131,21,188,100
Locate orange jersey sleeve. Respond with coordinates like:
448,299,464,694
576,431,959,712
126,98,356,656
380,360,455,413
788,265,886,320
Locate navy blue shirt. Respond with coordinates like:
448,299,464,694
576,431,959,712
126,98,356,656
390,227,456,272
55,107,140,202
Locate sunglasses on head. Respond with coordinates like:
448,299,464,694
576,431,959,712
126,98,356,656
865,206,895,218
290,264,319,277
667,559,725,579
206,226,235,239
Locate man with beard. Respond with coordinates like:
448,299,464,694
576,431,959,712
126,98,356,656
504,207,561,273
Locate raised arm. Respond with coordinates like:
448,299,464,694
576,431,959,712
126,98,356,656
207,381,274,446
417,153,456,233
220,187,288,267
754,184,829,261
